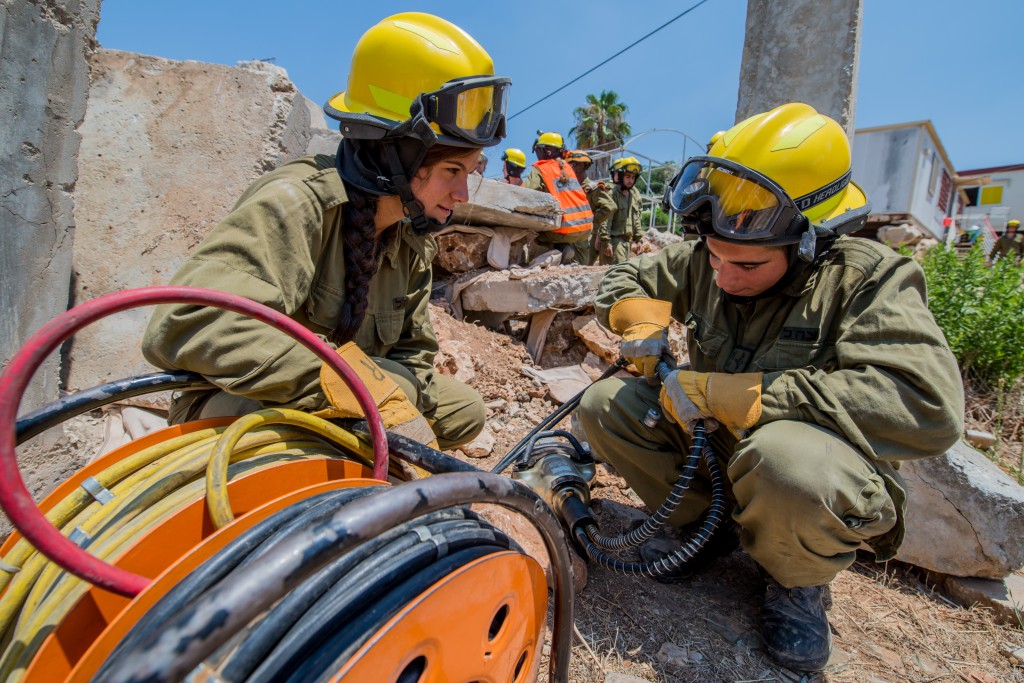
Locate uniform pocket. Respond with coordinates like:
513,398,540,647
306,279,344,331
375,310,404,346
684,311,727,359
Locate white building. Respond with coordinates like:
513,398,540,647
954,163,1024,234
851,121,956,240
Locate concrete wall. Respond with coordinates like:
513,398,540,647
736,0,863,137
66,50,341,400
852,127,921,215
1,0,101,416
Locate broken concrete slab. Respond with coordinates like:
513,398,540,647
458,265,608,314
453,174,561,232
435,231,491,273
897,439,1024,578
941,572,1024,625
67,50,334,402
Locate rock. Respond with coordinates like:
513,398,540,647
603,674,650,683
458,427,495,458
434,231,491,273
898,440,1024,578
581,352,610,381
877,222,926,246
964,429,997,449
941,572,1024,624
573,315,621,365
656,642,698,673
68,49,334,404
452,174,561,231
458,266,607,314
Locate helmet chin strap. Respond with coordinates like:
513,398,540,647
381,144,453,236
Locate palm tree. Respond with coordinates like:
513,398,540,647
570,90,632,179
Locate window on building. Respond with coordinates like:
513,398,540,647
980,185,1004,205
927,151,940,198
938,170,952,212
961,185,1005,207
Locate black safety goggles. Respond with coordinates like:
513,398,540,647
666,156,813,241
416,75,511,146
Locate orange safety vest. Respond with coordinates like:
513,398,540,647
534,159,594,236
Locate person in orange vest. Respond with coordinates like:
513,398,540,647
501,148,526,186
565,150,615,265
522,131,595,264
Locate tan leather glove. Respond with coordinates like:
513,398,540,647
609,297,673,378
315,342,438,450
659,370,763,437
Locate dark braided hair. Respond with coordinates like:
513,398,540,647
330,143,480,345
331,183,382,345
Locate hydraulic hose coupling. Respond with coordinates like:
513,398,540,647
511,435,595,516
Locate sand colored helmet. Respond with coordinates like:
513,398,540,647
324,12,509,148
564,150,593,168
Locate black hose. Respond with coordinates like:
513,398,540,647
254,523,511,683
308,545,505,683
219,510,485,682
96,472,574,683
576,443,728,579
585,424,707,552
15,370,208,445
94,487,377,679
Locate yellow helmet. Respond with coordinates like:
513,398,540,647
1009,219,1021,228
533,131,564,152
502,148,527,169
708,102,865,224
707,130,726,152
324,13,510,148
611,156,642,175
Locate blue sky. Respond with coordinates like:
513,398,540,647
96,1,1023,175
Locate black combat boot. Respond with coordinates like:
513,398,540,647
760,574,832,671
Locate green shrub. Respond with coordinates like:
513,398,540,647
920,243,1024,386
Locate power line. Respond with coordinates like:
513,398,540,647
507,0,713,120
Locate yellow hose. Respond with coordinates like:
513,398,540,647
0,427,228,595
205,409,374,528
2,451,336,683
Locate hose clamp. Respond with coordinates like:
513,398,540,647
81,476,115,504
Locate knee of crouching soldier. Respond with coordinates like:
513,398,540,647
729,421,828,504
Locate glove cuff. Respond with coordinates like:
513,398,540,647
707,372,763,430
608,297,672,334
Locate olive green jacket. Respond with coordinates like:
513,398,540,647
598,185,643,243
990,234,1023,262
583,179,616,230
142,154,440,417
598,237,965,557
521,165,545,192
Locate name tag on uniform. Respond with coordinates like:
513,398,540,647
393,296,409,310
780,327,819,342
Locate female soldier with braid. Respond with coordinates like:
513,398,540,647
141,13,511,450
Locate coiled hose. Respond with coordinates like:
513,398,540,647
0,286,389,597
94,472,573,683
0,411,376,682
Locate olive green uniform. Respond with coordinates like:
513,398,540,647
576,179,615,266
598,185,643,265
578,237,964,587
142,154,484,449
989,233,1023,263
522,162,594,264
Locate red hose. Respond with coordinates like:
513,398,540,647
0,286,389,596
